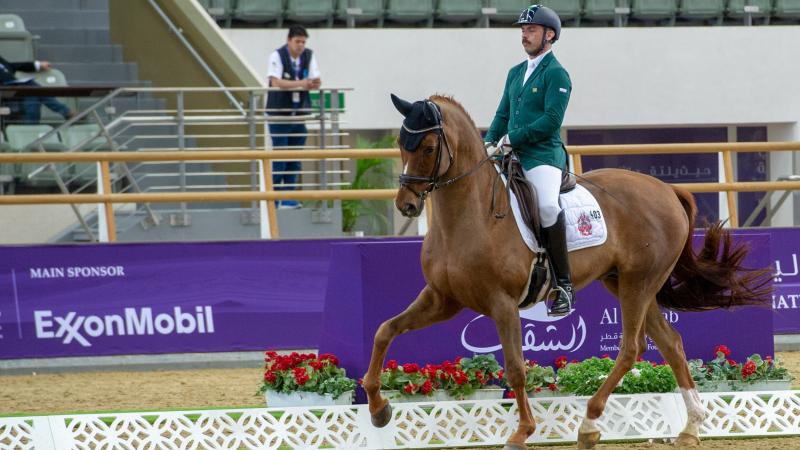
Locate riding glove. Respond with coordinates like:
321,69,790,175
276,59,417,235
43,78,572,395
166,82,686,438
497,134,512,155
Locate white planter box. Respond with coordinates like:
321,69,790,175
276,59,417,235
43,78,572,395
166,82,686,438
264,390,354,407
697,379,793,392
382,387,505,402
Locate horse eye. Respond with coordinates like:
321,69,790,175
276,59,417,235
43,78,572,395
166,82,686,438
424,146,435,155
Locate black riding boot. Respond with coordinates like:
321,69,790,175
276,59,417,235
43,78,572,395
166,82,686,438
542,210,575,317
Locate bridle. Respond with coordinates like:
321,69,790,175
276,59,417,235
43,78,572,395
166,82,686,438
397,101,492,202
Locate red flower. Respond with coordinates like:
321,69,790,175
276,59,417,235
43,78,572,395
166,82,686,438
386,359,398,370
293,367,310,385
601,354,610,359
554,356,568,369
497,369,505,379
549,383,556,391
404,383,417,394
766,355,773,365
309,360,324,370
651,362,658,368
454,356,463,364
636,356,644,362
264,371,277,383
741,360,757,379
535,387,542,393
421,380,433,395
506,391,516,398
715,345,731,358
319,353,339,366
402,363,420,374
727,359,737,367
452,370,468,385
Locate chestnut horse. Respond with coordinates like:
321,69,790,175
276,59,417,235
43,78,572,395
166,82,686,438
360,94,771,449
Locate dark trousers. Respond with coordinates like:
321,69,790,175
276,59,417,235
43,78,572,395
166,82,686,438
269,122,307,207
5,79,72,124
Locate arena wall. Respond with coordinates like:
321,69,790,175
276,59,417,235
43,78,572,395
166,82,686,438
225,26,800,133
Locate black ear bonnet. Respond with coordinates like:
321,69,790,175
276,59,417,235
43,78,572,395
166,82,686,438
397,100,443,152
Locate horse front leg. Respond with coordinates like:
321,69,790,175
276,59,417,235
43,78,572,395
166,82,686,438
492,300,536,450
362,285,462,427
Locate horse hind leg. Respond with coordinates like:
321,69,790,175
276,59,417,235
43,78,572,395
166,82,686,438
643,302,705,447
490,298,537,450
361,285,462,427
578,278,656,449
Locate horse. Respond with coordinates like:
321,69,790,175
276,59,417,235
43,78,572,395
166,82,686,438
359,94,772,449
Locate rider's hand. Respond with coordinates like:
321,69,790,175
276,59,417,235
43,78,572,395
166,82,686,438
497,134,511,155
484,142,497,156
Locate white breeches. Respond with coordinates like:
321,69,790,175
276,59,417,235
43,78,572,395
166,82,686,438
524,164,563,227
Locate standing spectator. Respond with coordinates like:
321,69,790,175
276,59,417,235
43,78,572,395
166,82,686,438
0,55,73,124
266,25,321,209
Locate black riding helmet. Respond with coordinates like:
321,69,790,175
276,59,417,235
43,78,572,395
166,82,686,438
515,4,562,42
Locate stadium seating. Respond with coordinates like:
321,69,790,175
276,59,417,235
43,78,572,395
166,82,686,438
197,0,234,26
541,0,583,24
584,0,626,24
0,13,34,61
386,0,435,26
487,0,532,24
631,0,678,25
232,0,284,26
727,0,773,23
285,0,336,27
5,124,69,185
437,0,484,25
13,68,75,124
336,0,386,26
774,0,800,20
679,0,725,25
61,123,108,184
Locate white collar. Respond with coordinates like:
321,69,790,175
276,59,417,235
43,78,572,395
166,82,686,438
528,49,552,70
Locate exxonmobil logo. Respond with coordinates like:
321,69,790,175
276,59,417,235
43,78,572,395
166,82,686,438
34,306,215,347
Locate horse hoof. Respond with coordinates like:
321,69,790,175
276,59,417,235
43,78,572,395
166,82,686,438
576,430,601,449
370,402,392,428
502,442,528,450
674,432,700,447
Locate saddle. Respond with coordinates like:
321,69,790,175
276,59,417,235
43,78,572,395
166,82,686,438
495,153,576,309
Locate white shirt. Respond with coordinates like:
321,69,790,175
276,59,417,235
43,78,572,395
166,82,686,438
522,49,551,86
267,49,321,83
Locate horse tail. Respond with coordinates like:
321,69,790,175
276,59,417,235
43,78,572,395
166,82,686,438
655,186,773,311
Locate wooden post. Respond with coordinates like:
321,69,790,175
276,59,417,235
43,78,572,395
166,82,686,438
262,158,279,238
722,151,738,227
100,161,117,242
572,154,583,175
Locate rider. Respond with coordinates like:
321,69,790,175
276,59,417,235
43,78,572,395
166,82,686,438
484,4,574,317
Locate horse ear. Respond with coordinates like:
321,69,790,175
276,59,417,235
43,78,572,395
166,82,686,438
390,94,413,117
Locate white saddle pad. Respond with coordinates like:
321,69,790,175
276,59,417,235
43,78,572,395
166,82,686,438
502,175,608,253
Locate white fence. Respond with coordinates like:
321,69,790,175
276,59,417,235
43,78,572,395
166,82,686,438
2,391,799,449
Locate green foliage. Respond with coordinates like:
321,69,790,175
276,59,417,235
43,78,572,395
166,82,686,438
556,357,677,396
342,135,396,234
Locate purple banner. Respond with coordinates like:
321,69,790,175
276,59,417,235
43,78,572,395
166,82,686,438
0,240,340,359
770,228,800,333
321,232,773,384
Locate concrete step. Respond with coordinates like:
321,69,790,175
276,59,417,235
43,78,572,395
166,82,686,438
37,44,123,63
0,0,108,10
6,10,108,29
29,28,111,45
56,62,138,84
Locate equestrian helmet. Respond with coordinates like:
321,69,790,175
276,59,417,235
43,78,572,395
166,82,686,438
515,4,562,42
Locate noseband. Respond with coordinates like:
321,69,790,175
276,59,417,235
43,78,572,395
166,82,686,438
397,102,454,201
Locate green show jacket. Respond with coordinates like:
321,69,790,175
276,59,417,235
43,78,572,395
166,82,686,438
485,52,572,171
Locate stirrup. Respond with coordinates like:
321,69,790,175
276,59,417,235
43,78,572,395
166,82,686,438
547,285,574,317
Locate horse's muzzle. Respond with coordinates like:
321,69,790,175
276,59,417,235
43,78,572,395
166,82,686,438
398,201,421,218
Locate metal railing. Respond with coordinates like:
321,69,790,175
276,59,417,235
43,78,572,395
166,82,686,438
2,141,800,241
7,86,350,242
